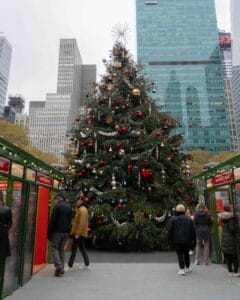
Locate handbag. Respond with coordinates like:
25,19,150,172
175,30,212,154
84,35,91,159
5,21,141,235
64,238,73,251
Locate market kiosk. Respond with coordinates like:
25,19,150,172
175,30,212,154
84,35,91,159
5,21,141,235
0,137,63,299
194,156,240,266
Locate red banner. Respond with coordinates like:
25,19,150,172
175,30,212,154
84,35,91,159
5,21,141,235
212,172,233,186
0,157,10,174
36,173,53,187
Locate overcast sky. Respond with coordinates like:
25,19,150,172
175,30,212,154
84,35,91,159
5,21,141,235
0,0,230,112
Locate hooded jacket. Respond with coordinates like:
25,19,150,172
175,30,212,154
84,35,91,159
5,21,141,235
218,211,237,255
167,212,196,246
194,211,212,241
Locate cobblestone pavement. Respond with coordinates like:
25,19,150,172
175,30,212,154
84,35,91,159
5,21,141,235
5,251,240,300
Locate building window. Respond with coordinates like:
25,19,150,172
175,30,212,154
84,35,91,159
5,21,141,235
145,0,158,4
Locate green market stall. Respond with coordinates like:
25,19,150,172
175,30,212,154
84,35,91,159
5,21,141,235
193,154,240,265
0,137,65,299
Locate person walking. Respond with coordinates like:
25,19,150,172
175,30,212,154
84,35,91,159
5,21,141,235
167,204,196,275
218,204,239,277
68,195,90,270
48,193,72,277
194,203,212,265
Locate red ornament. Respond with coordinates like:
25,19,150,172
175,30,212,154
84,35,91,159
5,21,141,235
88,139,94,147
99,160,105,166
112,99,122,107
155,131,161,137
118,127,127,134
88,227,93,233
79,169,87,177
99,97,105,104
136,110,143,118
83,197,89,204
178,188,185,195
185,198,193,205
143,158,148,164
115,142,121,149
140,168,153,180
96,216,104,225
87,118,93,125
108,75,113,82
124,103,130,109
117,203,123,209
127,163,133,174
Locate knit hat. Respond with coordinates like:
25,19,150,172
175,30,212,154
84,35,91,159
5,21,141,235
176,204,186,213
56,193,65,201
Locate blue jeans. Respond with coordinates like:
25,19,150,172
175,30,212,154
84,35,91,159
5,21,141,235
51,232,68,271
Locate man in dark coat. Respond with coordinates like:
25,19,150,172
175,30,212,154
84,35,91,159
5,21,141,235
48,193,72,277
168,204,196,275
0,194,12,261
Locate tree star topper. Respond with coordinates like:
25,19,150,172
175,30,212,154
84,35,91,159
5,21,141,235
111,23,130,44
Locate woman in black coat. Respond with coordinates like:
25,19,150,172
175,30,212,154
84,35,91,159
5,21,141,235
218,205,239,277
0,195,12,261
194,203,212,265
168,204,196,275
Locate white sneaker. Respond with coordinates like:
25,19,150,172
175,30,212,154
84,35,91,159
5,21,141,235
233,273,240,277
185,267,192,273
79,265,91,270
177,269,186,275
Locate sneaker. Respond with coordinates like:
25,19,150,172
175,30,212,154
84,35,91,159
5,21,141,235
229,272,234,277
233,273,240,277
79,265,91,270
54,269,62,277
177,269,186,275
195,261,200,265
185,267,192,273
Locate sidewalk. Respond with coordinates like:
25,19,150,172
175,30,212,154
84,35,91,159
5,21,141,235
5,251,240,300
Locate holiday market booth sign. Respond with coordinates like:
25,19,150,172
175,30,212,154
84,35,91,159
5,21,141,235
212,171,233,187
36,173,53,187
0,157,10,174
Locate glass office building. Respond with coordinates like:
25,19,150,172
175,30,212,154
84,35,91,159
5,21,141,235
136,0,231,151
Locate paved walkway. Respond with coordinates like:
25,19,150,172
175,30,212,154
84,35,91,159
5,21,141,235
5,251,240,300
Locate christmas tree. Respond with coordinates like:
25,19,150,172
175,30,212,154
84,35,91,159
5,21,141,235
67,33,195,251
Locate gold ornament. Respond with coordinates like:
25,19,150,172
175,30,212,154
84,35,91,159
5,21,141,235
113,61,122,68
132,88,141,97
106,115,113,124
107,84,113,91
118,149,125,156
136,131,141,137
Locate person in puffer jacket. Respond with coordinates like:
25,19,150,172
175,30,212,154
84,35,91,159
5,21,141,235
218,205,239,277
168,204,196,275
194,203,212,265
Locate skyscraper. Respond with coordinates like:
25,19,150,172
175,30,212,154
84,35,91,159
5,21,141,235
0,33,12,118
29,39,96,162
218,32,239,151
136,0,230,151
231,0,240,145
